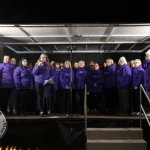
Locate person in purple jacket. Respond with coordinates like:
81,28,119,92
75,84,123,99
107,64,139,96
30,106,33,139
87,62,103,115
0,55,15,113
7,58,18,115
131,59,144,115
74,60,87,114
32,53,52,116
103,58,116,114
143,51,150,70
13,58,33,116
116,56,131,115
50,62,61,114
59,60,74,116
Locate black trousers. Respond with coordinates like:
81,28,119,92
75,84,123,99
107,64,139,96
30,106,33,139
0,88,13,112
133,89,140,112
89,92,102,110
18,89,30,113
75,89,84,114
103,88,114,111
118,88,129,114
61,89,71,114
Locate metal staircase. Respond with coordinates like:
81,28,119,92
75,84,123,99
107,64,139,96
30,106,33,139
86,128,147,150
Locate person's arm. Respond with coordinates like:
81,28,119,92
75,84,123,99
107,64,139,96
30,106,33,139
13,67,21,89
32,64,41,75
135,70,144,88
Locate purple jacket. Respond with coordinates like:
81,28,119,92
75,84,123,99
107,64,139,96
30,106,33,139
144,65,150,88
74,67,87,89
0,62,15,88
116,64,131,88
51,68,61,89
103,64,116,88
143,60,150,70
32,61,52,84
132,65,144,89
14,66,33,89
87,69,104,93
59,68,74,89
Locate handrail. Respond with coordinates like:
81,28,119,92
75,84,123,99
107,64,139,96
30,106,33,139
140,84,150,128
84,84,87,137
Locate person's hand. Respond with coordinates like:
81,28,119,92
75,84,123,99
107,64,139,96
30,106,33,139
94,83,97,87
65,85,69,89
135,87,138,89
49,78,53,81
38,61,42,67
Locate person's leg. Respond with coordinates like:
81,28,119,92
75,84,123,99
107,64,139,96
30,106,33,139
118,89,123,114
66,89,71,114
61,89,67,114
89,92,95,114
122,88,129,114
134,88,140,113
11,89,18,114
75,90,80,113
35,82,44,114
51,89,56,114
44,84,51,115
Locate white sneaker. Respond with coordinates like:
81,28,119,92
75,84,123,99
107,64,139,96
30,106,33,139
7,108,10,113
13,108,17,114
136,112,140,115
131,112,136,115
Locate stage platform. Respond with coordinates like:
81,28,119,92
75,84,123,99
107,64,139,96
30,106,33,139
5,114,150,120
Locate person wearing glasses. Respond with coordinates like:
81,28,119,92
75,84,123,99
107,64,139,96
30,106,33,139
116,56,131,115
32,53,52,116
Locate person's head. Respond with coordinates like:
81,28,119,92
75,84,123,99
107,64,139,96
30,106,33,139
50,61,55,65
146,53,150,60
19,58,28,68
130,60,135,68
28,63,33,69
38,53,49,63
106,58,113,66
60,63,64,69
94,62,100,70
89,61,94,66
89,65,93,71
3,55,10,63
54,62,60,68
134,59,141,67
113,63,117,69
78,60,85,67
64,60,71,68
118,56,127,65
10,58,16,65
74,62,79,68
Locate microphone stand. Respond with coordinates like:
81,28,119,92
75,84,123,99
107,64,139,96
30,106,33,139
68,45,73,150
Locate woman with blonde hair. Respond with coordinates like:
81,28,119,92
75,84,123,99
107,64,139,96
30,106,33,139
32,53,52,116
59,60,74,116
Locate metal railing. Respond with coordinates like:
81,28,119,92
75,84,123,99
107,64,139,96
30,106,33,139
140,84,150,128
84,84,87,137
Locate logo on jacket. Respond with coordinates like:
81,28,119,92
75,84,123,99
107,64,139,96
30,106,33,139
0,111,7,139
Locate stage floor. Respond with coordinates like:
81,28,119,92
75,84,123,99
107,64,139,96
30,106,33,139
5,114,150,120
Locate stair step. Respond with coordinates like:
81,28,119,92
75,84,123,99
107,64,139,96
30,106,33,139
87,139,147,150
87,128,143,139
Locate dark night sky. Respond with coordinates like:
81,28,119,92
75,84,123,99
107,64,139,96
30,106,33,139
0,1,149,24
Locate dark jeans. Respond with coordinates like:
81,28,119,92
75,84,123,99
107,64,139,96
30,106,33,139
133,89,140,112
7,89,18,109
75,89,84,113
118,88,129,114
0,88,13,112
89,92,102,110
51,89,56,113
61,89,71,114
55,89,61,113
35,82,51,112
18,89,30,113
103,88,114,111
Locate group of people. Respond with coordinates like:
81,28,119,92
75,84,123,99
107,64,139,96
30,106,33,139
1,50,150,117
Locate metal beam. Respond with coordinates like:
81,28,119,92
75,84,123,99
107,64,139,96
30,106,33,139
114,44,120,51
129,36,150,50
105,27,118,42
53,45,58,51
